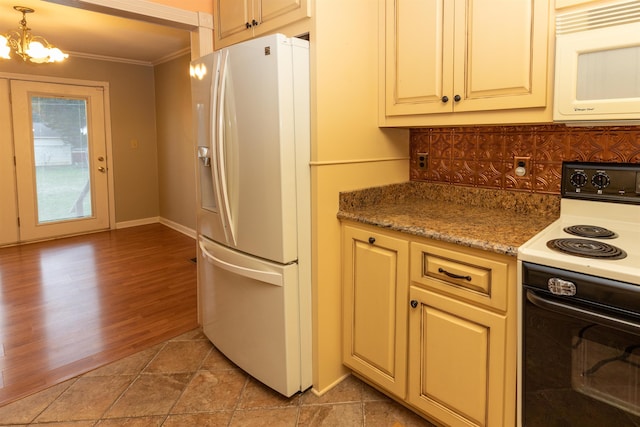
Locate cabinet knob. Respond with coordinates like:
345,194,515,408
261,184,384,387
245,22,251,29
368,237,376,244
252,19,259,26
441,95,449,103
410,300,418,308
454,94,461,102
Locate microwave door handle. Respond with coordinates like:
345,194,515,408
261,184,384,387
526,290,640,335
214,50,236,246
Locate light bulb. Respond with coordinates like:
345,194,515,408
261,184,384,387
48,47,68,62
26,41,48,60
0,36,11,59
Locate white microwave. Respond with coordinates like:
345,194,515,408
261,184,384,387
554,0,640,124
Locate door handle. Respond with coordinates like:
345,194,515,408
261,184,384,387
526,290,640,334
98,166,106,173
199,239,283,287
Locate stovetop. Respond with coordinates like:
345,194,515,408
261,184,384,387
518,162,640,285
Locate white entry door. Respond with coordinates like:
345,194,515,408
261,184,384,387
10,80,110,242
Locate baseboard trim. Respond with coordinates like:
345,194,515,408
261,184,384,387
310,372,352,397
159,218,196,239
115,217,160,229
115,217,196,240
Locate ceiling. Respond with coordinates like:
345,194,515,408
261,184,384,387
0,0,192,65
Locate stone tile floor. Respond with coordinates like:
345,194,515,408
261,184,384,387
0,329,435,426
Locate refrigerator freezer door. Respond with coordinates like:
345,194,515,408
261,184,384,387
198,236,308,396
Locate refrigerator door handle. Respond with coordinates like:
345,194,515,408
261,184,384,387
214,50,237,246
199,239,283,287
207,54,229,237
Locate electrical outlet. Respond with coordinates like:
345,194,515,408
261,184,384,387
513,156,531,177
417,153,428,171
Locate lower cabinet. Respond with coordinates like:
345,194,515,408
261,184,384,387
341,221,517,426
408,286,508,427
342,224,409,398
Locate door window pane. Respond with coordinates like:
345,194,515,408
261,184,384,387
31,96,92,223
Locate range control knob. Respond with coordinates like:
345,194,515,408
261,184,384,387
591,171,610,190
570,170,588,188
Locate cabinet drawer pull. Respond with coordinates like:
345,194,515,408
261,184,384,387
410,300,418,308
368,237,376,244
438,267,472,281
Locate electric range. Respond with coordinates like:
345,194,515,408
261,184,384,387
519,162,640,284
517,161,640,427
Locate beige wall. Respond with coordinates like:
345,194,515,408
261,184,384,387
154,54,196,230
0,57,159,224
310,0,410,393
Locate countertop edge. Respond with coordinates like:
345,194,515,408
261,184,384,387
337,212,519,257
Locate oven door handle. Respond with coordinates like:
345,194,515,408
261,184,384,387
526,290,640,334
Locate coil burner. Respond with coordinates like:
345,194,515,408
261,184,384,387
563,225,618,239
547,238,627,260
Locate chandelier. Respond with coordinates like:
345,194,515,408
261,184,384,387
0,6,68,63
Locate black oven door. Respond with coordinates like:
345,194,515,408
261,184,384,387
523,287,640,426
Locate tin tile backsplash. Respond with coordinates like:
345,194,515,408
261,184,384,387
410,125,640,194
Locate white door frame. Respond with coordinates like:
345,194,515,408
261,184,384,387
1,74,117,233
11,78,112,241
0,79,18,245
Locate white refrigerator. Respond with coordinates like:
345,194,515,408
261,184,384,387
190,34,311,397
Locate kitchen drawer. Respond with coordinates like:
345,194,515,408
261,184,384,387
410,241,511,312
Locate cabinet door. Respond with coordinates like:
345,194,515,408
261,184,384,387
382,0,549,118
215,0,253,48
454,0,549,112
215,0,310,49
342,225,409,398
408,286,508,427
255,0,310,36
384,0,455,116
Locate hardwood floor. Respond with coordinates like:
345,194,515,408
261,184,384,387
0,224,198,407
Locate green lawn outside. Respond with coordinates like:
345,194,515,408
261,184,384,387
35,165,92,223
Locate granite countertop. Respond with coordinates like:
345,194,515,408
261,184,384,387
337,182,561,257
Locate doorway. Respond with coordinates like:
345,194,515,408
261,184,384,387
0,78,112,244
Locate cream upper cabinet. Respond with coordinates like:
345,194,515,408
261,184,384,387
215,0,310,49
555,0,599,9
342,224,409,399
381,0,551,124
